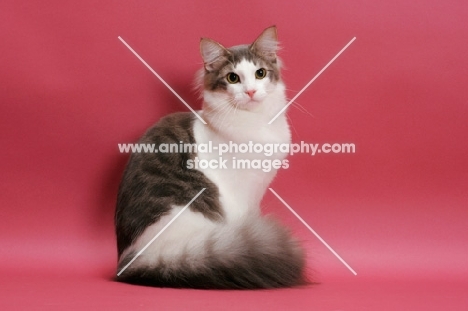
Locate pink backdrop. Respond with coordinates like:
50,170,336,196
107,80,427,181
1,0,467,309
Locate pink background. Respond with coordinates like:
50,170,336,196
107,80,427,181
1,0,467,309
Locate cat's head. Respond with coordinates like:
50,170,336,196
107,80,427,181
198,26,283,113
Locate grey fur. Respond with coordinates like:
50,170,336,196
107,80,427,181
115,112,223,257
116,216,307,289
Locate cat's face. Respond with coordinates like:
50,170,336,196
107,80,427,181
199,26,281,112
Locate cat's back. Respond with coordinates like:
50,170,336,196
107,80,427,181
140,112,195,144
115,111,222,256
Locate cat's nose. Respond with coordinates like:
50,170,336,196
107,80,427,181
245,90,256,98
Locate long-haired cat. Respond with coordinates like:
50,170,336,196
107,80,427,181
115,26,306,289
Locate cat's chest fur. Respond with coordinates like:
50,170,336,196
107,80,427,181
193,106,290,221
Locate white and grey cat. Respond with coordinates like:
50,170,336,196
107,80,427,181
115,26,306,288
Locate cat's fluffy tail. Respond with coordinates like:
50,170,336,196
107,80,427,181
116,216,307,289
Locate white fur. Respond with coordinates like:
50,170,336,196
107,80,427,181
121,205,218,270
194,59,290,220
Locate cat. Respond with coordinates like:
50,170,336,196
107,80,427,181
115,26,306,289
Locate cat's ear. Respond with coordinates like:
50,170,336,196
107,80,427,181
200,38,229,72
251,26,279,62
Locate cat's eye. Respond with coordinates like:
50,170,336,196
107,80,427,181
255,68,267,79
226,72,240,84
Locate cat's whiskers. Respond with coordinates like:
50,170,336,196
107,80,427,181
233,101,239,117
286,113,300,138
218,99,237,128
210,100,234,129
284,99,315,119
292,101,315,118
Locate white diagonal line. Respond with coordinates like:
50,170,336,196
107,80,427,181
269,188,357,275
117,188,206,276
118,36,207,125
268,37,356,124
